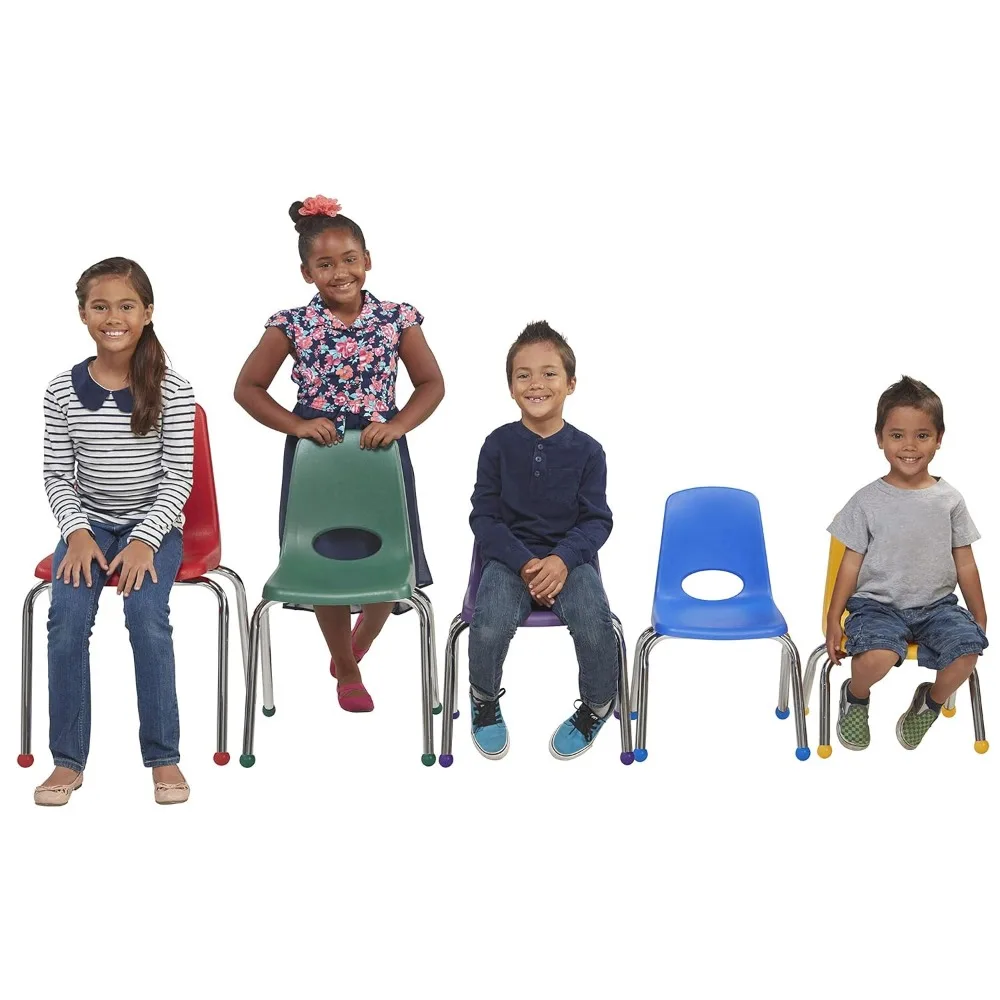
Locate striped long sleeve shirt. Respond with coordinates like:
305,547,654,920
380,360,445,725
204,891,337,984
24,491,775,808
43,360,196,551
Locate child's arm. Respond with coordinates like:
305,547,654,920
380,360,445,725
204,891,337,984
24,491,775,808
954,545,987,631
825,548,864,664
43,383,90,540
361,325,444,449
470,438,535,575
234,329,338,444
44,383,109,587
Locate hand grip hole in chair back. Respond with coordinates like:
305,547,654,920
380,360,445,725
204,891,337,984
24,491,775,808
680,570,745,601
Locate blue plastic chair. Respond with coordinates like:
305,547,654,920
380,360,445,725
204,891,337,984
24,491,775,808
632,487,810,761
438,544,635,765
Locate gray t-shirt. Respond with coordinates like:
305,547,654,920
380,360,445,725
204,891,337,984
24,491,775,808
828,478,980,609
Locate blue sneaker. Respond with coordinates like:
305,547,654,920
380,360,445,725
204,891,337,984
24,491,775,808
470,688,508,760
549,701,612,760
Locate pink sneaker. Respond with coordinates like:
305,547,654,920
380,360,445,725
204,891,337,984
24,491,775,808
337,681,375,713
329,614,369,678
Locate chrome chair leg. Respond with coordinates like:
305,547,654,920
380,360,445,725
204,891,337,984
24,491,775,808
817,657,835,757
776,643,790,718
774,634,810,760
632,627,662,761
210,565,250,684
969,668,989,753
241,600,277,767
188,577,230,765
943,689,958,718
611,614,634,764
801,644,826,716
18,582,50,768
260,608,275,716
404,589,436,766
439,615,469,767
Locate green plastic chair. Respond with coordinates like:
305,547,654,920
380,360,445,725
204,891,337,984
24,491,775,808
240,431,440,767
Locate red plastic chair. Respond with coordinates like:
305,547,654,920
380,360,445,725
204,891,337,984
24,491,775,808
18,404,250,768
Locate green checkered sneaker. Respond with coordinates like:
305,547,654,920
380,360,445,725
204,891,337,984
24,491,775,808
836,680,871,750
896,683,939,750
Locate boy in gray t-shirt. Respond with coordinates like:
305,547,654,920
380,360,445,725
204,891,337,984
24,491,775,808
826,375,988,752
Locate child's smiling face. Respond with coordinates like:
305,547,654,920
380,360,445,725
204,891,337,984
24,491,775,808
301,229,371,309
877,404,942,486
509,341,576,427
79,275,152,358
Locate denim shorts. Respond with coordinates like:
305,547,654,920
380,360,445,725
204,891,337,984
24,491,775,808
844,593,988,670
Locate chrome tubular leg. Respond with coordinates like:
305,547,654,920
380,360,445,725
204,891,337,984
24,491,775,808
969,668,988,752
611,614,634,763
419,590,441,711
405,591,436,765
818,657,835,755
944,690,957,715
211,566,250,685
439,616,468,766
802,645,826,715
633,628,662,760
260,607,275,714
776,643,790,718
241,601,275,767
775,634,809,760
19,582,50,767
186,577,230,763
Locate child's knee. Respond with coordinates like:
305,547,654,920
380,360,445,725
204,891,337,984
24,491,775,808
851,648,900,676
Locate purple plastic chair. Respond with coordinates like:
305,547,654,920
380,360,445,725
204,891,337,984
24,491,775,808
439,545,634,766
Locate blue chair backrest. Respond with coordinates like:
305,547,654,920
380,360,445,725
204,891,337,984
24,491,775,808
653,487,774,607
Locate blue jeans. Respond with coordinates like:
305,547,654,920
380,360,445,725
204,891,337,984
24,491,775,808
845,593,988,670
47,521,184,772
468,560,618,708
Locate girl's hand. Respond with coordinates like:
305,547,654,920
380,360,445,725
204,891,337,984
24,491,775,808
825,618,846,665
528,555,568,606
295,416,341,446
360,421,403,450
57,529,109,588
107,540,158,596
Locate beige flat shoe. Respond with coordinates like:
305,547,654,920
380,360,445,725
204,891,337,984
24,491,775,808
34,773,84,807
154,781,190,805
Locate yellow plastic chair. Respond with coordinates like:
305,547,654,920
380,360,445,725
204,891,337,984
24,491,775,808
795,538,987,757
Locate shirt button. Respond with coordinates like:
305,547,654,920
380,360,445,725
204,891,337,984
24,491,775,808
534,470,540,477
534,455,542,463
537,443,543,450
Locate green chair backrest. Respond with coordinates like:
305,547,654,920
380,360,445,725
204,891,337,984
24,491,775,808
276,431,415,600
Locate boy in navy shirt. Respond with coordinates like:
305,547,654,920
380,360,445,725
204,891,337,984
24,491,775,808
468,321,617,760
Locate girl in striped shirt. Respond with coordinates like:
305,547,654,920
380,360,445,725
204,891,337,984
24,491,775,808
35,258,196,806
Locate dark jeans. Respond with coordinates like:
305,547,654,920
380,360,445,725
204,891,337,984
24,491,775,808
47,521,183,771
468,559,618,708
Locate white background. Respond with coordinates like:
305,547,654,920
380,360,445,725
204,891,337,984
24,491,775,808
2,2,997,997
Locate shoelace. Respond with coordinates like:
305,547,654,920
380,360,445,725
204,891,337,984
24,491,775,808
472,688,505,731
569,702,601,741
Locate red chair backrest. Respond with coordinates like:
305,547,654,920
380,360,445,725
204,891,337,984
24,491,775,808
182,404,223,570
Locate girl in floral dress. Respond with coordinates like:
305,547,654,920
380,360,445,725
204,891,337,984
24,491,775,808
235,196,445,712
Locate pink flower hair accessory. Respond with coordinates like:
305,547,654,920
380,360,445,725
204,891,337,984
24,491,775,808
298,195,343,218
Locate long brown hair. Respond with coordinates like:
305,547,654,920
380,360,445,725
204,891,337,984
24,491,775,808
75,258,167,436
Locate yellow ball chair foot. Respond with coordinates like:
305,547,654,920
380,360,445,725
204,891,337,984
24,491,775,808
817,744,832,758
942,706,957,718
974,740,989,754
804,706,810,716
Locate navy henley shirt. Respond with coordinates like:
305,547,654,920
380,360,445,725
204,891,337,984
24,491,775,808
469,420,613,574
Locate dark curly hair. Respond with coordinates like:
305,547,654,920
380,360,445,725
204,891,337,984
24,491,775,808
288,200,367,263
